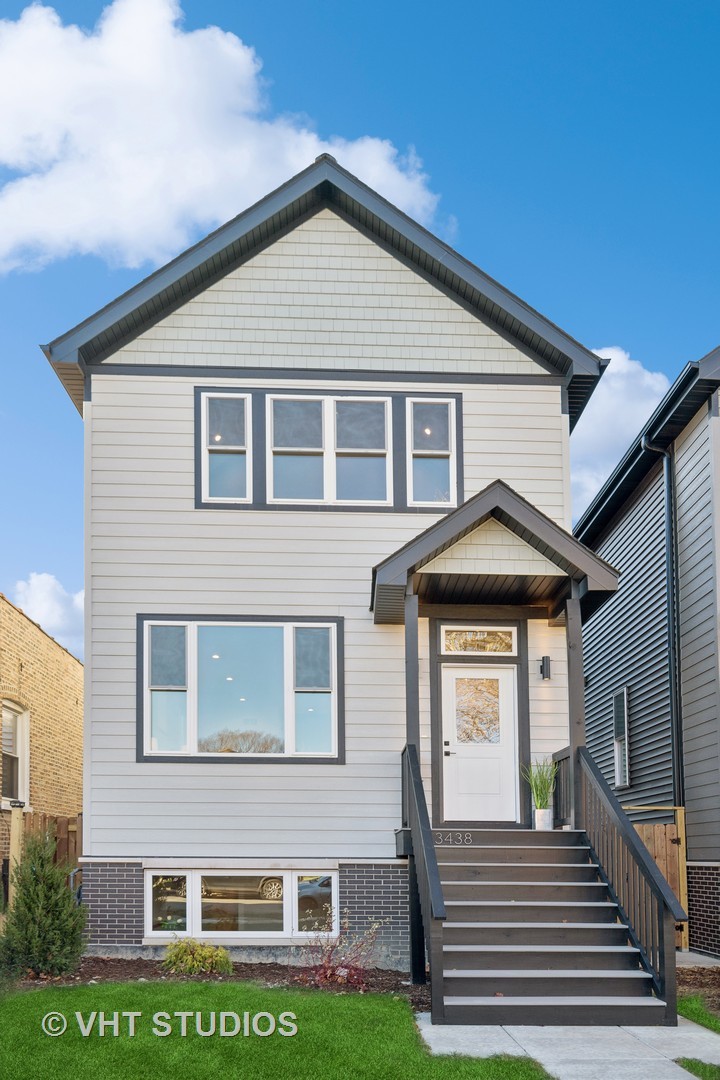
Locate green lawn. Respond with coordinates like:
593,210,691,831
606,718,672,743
676,1062,720,1079
679,995,720,1036
0,981,552,1080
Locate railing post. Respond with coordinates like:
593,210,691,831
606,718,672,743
407,855,427,985
660,907,678,1024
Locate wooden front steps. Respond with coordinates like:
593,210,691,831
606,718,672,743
434,829,669,1025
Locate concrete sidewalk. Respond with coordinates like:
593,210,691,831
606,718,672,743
416,1014,720,1079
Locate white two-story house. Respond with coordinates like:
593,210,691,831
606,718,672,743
44,156,685,1025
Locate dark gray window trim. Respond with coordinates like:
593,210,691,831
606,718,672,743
428,617,531,829
91,363,565,387
136,614,345,765
194,386,463,513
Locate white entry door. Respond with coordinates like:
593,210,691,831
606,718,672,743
441,665,518,822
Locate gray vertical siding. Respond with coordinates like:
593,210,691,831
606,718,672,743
582,465,674,817
675,408,720,863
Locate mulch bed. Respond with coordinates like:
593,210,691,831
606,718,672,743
14,958,718,1017
16,956,433,1010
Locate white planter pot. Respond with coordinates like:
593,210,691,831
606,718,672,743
534,808,554,831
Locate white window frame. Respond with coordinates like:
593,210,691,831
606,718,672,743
267,394,393,506
613,687,630,788
200,392,252,504
441,625,517,657
406,397,457,507
144,869,339,940
144,621,338,758
1,701,30,811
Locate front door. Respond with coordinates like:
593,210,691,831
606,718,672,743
441,665,518,822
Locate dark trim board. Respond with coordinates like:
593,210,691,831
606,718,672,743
135,613,345,765
429,617,531,829
91,364,567,387
193,386,464,513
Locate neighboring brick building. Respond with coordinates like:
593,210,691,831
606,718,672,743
0,594,83,858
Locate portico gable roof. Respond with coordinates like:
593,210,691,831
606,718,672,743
371,480,618,624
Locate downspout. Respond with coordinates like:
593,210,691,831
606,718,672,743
640,435,685,806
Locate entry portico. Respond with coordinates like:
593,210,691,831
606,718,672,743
371,479,619,829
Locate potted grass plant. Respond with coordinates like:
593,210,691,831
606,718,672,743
521,758,558,830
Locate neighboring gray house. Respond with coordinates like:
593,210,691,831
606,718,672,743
44,156,685,1024
575,347,720,958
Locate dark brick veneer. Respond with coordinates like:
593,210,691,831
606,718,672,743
83,862,144,945
687,865,720,958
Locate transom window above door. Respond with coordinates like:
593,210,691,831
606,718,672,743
195,389,462,512
442,626,517,655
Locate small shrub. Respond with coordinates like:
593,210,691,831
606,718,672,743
296,905,385,990
162,937,233,976
0,831,86,976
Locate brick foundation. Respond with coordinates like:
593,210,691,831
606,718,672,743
81,860,410,971
687,865,720,958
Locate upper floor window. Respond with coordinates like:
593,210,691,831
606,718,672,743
408,399,455,506
269,396,391,504
201,393,251,503
140,617,342,762
195,388,461,512
1,702,29,807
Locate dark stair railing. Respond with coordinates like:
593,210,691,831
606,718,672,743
554,745,687,1019
400,743,446,1021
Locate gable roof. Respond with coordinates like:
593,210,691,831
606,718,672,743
575,345,720,547
43,155,605,423
371,479,618,623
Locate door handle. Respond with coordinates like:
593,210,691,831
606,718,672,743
444,751,456,756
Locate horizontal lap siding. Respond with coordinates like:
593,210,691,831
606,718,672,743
582,466,674,809
87,374,567,858
677,409,720,862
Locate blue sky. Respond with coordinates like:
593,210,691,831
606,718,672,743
1,0,718,655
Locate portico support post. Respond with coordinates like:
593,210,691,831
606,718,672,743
404,586,425,982
565,590,586,830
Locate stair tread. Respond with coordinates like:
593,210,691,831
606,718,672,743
444,969,650,979
448,921,626,928
444,880,605,887
437,844,591,850
445,996,666,1007
438,862,599,867
446,900,618,907
443,944,639,953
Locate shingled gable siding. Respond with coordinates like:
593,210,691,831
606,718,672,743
676,405,720,864
109,209,548,378
582,464,674,813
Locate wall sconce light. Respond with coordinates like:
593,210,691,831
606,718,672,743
539,656,551,680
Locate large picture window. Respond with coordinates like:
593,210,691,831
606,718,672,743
268,395,392,504
146,870,338,939
195,388,461,511
142,618,341,760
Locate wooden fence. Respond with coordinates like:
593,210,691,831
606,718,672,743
22,812,83,868
623,806,688,949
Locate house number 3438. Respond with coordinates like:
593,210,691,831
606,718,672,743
435,833,473,845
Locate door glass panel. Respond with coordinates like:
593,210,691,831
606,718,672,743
152,875,187,932
444,629,514,654
200,875,284,932
297,874,333,931
455,677,500,744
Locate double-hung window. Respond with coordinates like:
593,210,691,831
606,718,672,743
201,393,251,502
143,618,340,759
269,395,391,504
1,702,28,806
408,398,455,505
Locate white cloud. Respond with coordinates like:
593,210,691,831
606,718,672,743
13,572,84,658
0,0,439,271
570,346,670,521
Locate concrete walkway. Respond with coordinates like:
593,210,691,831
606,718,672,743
416,1014,720,1079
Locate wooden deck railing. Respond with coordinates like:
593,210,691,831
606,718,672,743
401,743,446,1022
555,747,687,1015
